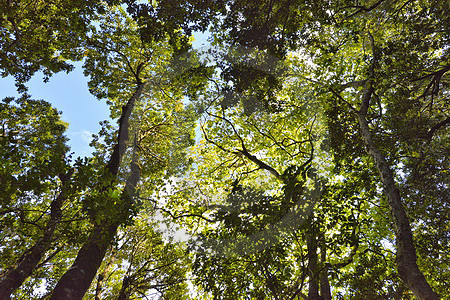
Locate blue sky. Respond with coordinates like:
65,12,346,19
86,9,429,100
0,32,209,159
0,62,110,158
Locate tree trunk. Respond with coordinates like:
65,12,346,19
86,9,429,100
94,273,104,300
106,82,145,177
49,223,118,300
117,276,132,300
319,234,331,300
94,249,115,300
49,83,144,300
357,85,439,300
0,171,72,300
50,157,141,300
307,229,320,300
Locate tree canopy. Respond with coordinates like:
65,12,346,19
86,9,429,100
0,0,448,299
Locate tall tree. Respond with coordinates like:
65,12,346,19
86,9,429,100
48,8,199,299
162,0,448,297
1,0,448,298
0,96,81,299
165,72,394,298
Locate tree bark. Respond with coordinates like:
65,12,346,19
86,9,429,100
319,234,331,300
94,273,104,300
357,84,439,300
49,223,119,300
49,83,144,300
117,276,132,300
106,82,145,177
0,171,72,300
50,158,141,300
307,229,320,300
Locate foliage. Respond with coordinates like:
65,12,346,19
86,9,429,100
0,0,448,298
84,214,191,300
0,0,122,91
0,96,69,259
0,96,92,297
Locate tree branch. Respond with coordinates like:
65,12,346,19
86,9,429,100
206,111,283,180
426,117,450,141
414,65,450,101
344,0,386,19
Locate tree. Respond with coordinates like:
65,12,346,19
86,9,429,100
165,71,393,298
161,0,448,298
0,96,81,299
48,8,199,299
84,214,191,300
0,0,123,91
1,0,448,298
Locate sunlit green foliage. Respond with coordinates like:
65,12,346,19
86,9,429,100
0,0,448,298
